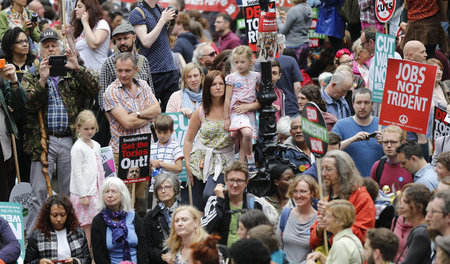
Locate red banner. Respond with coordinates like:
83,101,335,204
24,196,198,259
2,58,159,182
118,134,151,184
379,58,437,134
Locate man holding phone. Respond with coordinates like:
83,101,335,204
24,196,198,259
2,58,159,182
21,29,100,237
332,88,384,177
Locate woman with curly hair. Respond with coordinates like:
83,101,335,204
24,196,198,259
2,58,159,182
24,194,90,264
63,0,110,72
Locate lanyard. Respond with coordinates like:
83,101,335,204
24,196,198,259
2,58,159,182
155,140,170,162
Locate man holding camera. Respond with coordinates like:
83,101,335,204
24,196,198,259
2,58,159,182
129,0,179,112
21,29,100,237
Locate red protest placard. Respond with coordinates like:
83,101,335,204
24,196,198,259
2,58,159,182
379,58,437,134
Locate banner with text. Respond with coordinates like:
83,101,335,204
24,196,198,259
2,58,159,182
164,112,189,182
256,11,277,61
379,58,437,133
433,105,450,140
242,0,276,55
0,202,25,264
372,33,396,102
118,134,151,184
309,8,326,48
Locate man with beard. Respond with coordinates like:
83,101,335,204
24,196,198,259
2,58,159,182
425,190,450,262
370,125,413,192
97,23,154,146
332,88,383,177
364,228,399,264
192,42,217,73
282,116,313,174
99,23,154,111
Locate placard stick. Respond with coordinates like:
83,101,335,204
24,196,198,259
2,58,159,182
316,158,328,255
188,177,193,206
131,183,136,208
11,134,20,183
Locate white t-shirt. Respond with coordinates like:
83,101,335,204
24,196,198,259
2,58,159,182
75,19,110,72
55,228,71,261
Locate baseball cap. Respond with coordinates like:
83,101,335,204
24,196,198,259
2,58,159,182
40,29,59,42
112,23,135,37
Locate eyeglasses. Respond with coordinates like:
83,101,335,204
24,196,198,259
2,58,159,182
291,125,302,131
202,51,217,57
382,140,399,145
157,185,173,191
227,178,246,185
360,40,368,46
426,209,444,215
15,39,29,45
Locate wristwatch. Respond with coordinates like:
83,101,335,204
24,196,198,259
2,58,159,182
136,111,141,118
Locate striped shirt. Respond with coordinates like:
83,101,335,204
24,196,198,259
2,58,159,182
103,78,157,153
150,139,184,168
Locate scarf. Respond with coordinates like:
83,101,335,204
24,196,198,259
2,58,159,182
181,88,202,110
101,207,131,261
158,200,179,227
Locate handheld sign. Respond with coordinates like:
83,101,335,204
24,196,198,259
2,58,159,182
301,102,328,157
433,105,450,140
372,33,396,102
101,146,116,178
375,0,396,23
379,58,437,134
0,202,25,264
118,134,151,184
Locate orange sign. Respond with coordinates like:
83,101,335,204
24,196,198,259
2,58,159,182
379,58,437,134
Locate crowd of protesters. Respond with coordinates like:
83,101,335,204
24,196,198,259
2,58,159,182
0,0,449,263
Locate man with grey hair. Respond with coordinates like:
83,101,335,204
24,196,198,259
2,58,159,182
192,42,217,72
321,70,353,119
28,0,45,18
103,52,161,215
22,29,100,236
332,88,383,177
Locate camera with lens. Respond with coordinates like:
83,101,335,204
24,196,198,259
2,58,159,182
166,6,178,27
31,12,38,23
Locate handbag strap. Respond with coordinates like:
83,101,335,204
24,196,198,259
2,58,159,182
341,235,364,264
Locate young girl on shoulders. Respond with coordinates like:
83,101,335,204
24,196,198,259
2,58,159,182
70,110,105,248
224,45,260,175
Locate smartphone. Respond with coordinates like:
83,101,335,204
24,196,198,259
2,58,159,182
31,13,38,23
48,55,67,77
368,132,377,138
0,58,5,69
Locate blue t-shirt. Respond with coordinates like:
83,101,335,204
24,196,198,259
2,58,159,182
129,3,176,73
332,117,383,177
106,211,138,264
275,55,303,117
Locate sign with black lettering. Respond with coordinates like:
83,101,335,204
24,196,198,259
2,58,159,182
375,0,395,23
433,105,450,140
118,134,151,184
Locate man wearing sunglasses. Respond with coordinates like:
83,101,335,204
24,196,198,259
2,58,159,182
193,42,217,72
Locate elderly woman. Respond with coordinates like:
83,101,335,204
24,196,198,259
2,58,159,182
143,172,181,264
396,184,432,264
91,177,145,264
310,150,376,250
164,206,210,264
264,164,294,214
25,194,90,264
183,70,233,211
166,62,205,118
277,175,318,263
306,200,364,264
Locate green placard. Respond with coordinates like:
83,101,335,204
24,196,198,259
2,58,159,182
0,202,25,263
237,18,246,30
301,118,329,142
373,33,396,102
312,7,319,19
